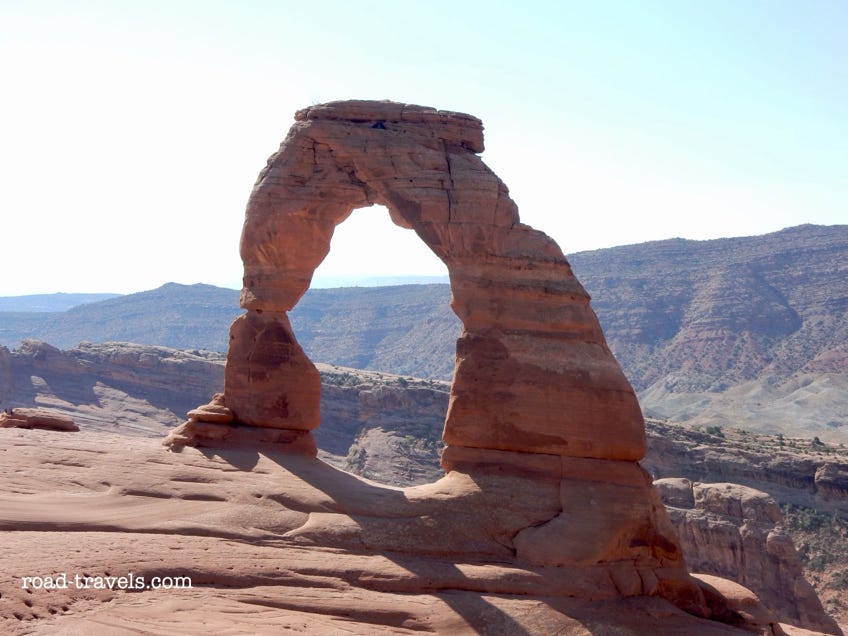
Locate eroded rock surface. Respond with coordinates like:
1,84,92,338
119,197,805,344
0,429,816,635
658,479,841,635
0,408,77,432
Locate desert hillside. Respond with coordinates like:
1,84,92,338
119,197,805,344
569,224,848,438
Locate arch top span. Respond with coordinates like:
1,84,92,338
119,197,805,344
208,100,645,462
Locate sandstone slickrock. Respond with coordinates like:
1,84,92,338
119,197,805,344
0,428,821,635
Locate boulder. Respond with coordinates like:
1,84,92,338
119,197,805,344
0,407,78,432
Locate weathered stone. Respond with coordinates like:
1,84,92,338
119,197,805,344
219,99,645,462
186,392,234,424
162,419,317,455
0,408,78,432
224,311,320,430
661,481,841,634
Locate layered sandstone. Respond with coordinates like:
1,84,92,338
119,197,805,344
0,340,225,436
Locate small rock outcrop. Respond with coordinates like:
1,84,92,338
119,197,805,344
0,407,78,431
657,478,841,635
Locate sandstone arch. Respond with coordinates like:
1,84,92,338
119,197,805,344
165,101,719,613
219,100,646,462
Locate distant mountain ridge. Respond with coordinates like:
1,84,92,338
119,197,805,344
1,224,845,439
0,283,241,353
0,292,120,312
568,224,848,392
567,224,848,438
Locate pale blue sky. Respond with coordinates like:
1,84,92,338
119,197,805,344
1,1,845,295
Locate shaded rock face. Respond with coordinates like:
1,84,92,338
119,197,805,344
657,479,841,635
2,340,226,435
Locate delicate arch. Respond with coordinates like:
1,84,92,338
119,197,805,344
223,100,645,461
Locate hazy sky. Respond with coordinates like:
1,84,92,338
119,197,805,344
2,0,845,295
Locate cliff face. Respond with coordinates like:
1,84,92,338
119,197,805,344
569,224,848,392
569,224,848,440
644,421,848,516
0,340,225,435
314,365,448,485
657,479,840,634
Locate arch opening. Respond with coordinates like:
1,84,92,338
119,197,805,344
311,205,449,288
290,204,459,485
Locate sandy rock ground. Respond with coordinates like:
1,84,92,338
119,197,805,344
0,428,828,635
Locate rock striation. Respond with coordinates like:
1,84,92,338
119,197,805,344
646,421,848,517
171,99,775,625
1,340,225,436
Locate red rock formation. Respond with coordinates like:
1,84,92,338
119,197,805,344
211,99,646,462
171,100,787,625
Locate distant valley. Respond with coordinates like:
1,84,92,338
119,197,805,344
1,223,846,440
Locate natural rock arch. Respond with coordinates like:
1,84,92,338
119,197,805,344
165,101,730,614
213,100,645,463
